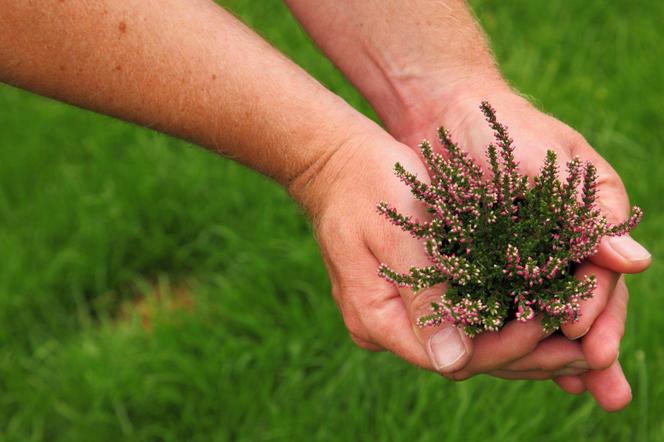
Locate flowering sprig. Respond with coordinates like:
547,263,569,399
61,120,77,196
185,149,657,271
378,102,643,337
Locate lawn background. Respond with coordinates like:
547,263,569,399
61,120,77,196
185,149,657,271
0,0,662,440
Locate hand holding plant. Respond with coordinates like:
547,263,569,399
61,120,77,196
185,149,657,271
378,102,642,337
303,124,597,389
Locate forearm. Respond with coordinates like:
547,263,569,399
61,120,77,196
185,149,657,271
285,0,509,138
0,0,373,195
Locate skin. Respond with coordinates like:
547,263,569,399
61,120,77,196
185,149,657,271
0,0,649,412
286,0,650,410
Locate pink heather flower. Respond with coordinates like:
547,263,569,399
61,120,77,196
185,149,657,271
377,102,643,337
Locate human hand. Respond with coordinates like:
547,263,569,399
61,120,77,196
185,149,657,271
292,127,597,385
283,0,649,411
388,87,651,410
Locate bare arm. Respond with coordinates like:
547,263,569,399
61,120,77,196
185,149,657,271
0,0,377,200
283,0,507,139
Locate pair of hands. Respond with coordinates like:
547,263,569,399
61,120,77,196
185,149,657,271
5,0,648,412
297,89,651,411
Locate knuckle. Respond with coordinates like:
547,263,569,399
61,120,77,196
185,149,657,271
596,169,626,195
567,130,590,148
596,348,619,370
372,228,407,264
406,287,443,322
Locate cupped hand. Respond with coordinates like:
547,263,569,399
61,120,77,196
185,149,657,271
293,126,595,386
389,88,651,410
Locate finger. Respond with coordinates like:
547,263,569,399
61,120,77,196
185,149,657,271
582,360,632,412
574,147,651,272
554,376,586,394
501,335,586,372
363,294,435,369
405,286,473,374
561,263,618,340
582,277,628,370
490,367,587,381
448,316,551,380
592,236,651,274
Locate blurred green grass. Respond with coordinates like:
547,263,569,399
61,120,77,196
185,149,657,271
0,0,662,440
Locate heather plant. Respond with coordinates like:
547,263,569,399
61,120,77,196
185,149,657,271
378,102,643,337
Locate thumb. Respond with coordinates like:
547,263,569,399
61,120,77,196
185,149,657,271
372,212,474,374
404,284,474,374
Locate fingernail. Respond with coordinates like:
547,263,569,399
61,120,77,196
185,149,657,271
567,360,590,369
607,236,651,262
428,326,467,371
570,326,590,340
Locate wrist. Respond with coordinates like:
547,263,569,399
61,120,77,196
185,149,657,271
286,117,386,219
387,70,516,147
